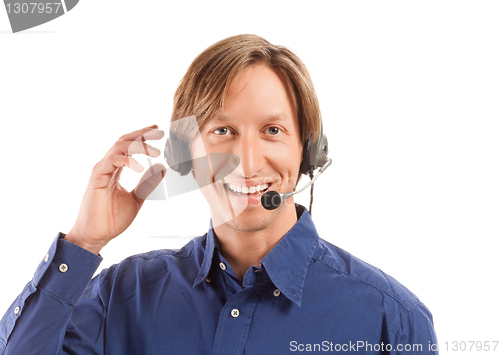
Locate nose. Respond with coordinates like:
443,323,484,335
234,133,265,177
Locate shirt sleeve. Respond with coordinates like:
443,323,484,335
0,232,102,355
389,301,439,354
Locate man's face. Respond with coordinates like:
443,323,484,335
191,64,303,233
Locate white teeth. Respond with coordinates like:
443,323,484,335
258,184,269,191
227,183,269,194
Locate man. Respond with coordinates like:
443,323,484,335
0,35,438,354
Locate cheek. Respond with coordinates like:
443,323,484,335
269,143,303,182
190,136,214,187
190,135,206,160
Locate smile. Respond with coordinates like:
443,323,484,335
225,183,270,196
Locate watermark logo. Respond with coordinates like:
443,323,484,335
132,115,300,229
3,0,78,33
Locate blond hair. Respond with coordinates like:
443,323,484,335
171,34,321,144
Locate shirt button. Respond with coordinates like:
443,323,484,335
59,263,69,273
14,306,20,315
273,289,281,297
231,309,240,318
205,276,212,283
44,254,49,262
219,262,226,271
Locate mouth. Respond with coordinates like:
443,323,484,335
223,183,271,197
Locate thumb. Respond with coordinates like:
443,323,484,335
132,163,167,203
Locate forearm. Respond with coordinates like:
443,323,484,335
2,285,77,354
0,233,102,354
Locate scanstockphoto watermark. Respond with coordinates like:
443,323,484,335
290,340,439,352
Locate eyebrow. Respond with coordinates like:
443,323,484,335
210,112,289,123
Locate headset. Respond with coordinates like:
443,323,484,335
164,121,331,214
164,130,192,177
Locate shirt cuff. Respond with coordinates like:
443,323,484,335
33,232,102,305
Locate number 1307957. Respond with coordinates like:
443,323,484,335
444,341,499,352
6,3,63,14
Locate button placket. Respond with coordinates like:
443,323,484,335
212,287,261,353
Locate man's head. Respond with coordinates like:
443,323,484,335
170,34,322,231
171,34,321,146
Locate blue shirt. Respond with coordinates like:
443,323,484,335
0,205,437,354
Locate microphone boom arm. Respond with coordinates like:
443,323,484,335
281,158,332,202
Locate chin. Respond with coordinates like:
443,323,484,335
200,179,295,231
222,208,276,233
207,199,276,231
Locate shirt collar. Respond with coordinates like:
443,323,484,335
260,204,319,306
193,204,320,306
193,220,217,287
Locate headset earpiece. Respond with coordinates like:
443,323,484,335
300,124,329,175
164,131,192,176
300,137,312,175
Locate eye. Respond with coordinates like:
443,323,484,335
212,127,231,135
265,126,281,135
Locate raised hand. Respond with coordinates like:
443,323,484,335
65,125,167,254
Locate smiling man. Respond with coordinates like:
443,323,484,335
0,35,438,354
190,63,304,280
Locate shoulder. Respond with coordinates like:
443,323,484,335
306,238,437,344
115,234,205,268
311,238,421,312
95,235,207,295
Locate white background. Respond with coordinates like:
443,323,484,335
1,1,499,352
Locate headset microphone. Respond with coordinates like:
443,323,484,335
261,159,331,210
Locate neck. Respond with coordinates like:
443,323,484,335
213,202,298,282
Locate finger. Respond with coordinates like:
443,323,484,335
111,140,161,158
118,126,164,143
132,163,167,203
142,129,165,141
110,166,124,184
94,154,144,176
